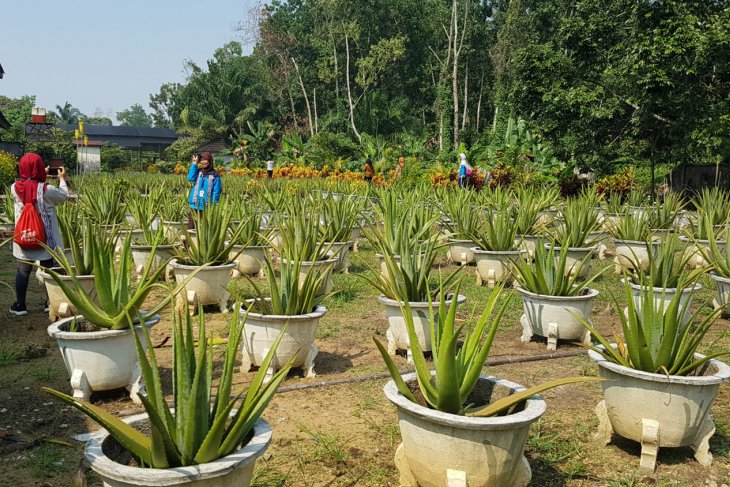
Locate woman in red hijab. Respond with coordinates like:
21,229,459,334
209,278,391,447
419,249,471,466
10,153,69,316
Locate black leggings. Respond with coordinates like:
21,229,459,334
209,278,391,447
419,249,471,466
15,259,53,308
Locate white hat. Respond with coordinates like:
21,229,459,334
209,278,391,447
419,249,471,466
459,153,466,160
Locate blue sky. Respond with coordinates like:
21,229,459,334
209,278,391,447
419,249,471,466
1,0,257,122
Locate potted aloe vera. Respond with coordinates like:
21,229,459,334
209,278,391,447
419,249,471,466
468,206,526,287
648,192,685,239
699,223,730,313
440,189,480,265
624,235,703,319
514,188,554,257
39,216,102,321
229,209,271,278
171,201,246,313
364,226,463,362
377,278,603,487
548,194,602,278
0,188,14,235
44,305,291,486
127,190,179,278
239,251,330,380
319,195,357,273
680,211,727,270
580,282,730,472
608,208,656,273
43,233,196,403
512,242,606,350
277,206,337,295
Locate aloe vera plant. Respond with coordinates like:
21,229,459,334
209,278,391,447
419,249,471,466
702,222,730,279
231,209,269,247
692,187,730,228
628,235,701,289
648,192,685,230
277,207,333,262
375,279,603,416
552,196,601,248
440,190,481,239
0,188,14,224
80,184,127,226
467,207,519,252
41,233,196,330
175,201,246,266
512,242,606,296
514,188,556,235
580,279,727,376
319,195,358,243
43,305,292,468
608,208,651,241
242,252,329,315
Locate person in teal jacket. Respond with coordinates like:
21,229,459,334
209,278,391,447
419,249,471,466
187,151,222,229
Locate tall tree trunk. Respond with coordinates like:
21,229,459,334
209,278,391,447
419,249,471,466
475,73,484,133
332,34,340,100
313,87,319,133
451,0,459,150
461,63,468,131
292,57,315,137
344,31,361,143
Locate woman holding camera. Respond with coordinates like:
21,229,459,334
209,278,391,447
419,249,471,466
186,151,222,229
10,153,69,316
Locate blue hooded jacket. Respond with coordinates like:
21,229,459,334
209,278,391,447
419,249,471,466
187,163,222,210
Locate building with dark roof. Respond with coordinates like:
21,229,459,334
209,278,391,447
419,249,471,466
54,124,178,151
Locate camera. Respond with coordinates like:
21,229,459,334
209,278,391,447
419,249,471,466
48,160,63,177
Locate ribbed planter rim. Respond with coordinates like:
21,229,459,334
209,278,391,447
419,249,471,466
241,299,327,321
84,414,271,486
384,373,546,430
230,244,270,250
48,315,159,341
514,285,598,302
588,347,730,385
544,244,597,252
710,272,730,284
169,259,235,270
471,247,526,255
280,257,338,266
130,244,179,250
622,278,702,294
377,294,466,309
39,267,94,280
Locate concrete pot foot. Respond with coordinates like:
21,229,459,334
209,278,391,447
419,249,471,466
394,443,417,486
125,362,145,404
70,368,92,402
692,414,715,468
520,315,532,343
639,418,660,472
303,343,318,378
593,400,613,447
386,327,398,356
219,291,231,313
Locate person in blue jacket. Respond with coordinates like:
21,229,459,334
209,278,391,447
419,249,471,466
186,151,222,229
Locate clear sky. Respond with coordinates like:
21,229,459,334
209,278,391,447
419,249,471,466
1,0,257,122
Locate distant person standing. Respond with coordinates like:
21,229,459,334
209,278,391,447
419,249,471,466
457,153,469,188
187,151,221,229
363,159,374,183
10,153,69,316
266,159,274,179
394,157,405,180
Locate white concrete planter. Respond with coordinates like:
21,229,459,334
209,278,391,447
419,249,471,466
349,226,362,251
385,373,546,487
588,231,612,261
324,240,353,273
589,348,730,472
679,236,725,270
85,414,271,487
170,260,235,313
229,245,269,278
161,220,186,242
447,238,476,265
624,279,701,323
472,248,526,287
281,257,337,295
240,301,327,380
378,294,466,362
710,272,730,314
130,244,177,279
115,229,145,252
39,267,97,321
47,315,159,404
545,244,596,278
601,213,623,233
376,253,403,282
516,235,543,258
515,286,597,351
613,239,658,273
0,222,14,236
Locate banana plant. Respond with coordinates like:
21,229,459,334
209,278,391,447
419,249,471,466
43,305,293,467
375,279,604,416
580,278,728,376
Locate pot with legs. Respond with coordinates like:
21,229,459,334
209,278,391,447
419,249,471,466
472,248,526,287
169,259,235,313
47,315,159,404
710,272,730,315
39,267,97,321
130,244,178,279
515,286,597,351
447,238,476,266
589,348,730,472
229,245,269,278
385,373,546,487
324,241,353,273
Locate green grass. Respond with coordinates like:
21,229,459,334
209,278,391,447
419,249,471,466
0,341,21,367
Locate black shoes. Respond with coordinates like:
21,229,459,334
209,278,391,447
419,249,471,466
9,303,28,316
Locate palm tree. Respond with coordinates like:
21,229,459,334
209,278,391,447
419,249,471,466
51,102,83,124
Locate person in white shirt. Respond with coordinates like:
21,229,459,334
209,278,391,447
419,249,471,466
266,160,274,178
10,153,69,316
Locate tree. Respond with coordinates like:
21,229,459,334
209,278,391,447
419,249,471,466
51,101,83,124
116,104,153,127
81,116,113,126
0,95,35,141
